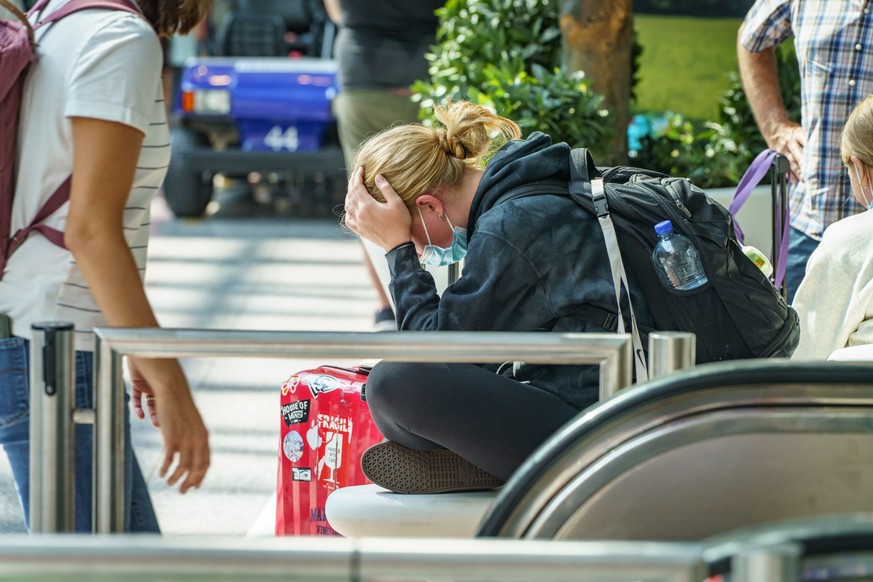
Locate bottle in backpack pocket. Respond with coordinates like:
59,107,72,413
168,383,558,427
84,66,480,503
741,245,774,278
652,220,708,290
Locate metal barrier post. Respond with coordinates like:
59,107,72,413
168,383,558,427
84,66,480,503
647,332,696,380
731,543,800,582
29,322,76,533
598,335,634,400
93,334,126,533
771,154,790,300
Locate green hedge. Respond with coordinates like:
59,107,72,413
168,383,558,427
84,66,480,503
412,0,613,160
632,42,800,188
412,0,800,189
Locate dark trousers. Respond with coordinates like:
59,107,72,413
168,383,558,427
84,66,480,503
365,362,581,481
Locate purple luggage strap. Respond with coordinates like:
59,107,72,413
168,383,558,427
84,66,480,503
2,0,142,269
729,149,790,291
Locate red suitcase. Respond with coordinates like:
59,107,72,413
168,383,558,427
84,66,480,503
275,365,383,536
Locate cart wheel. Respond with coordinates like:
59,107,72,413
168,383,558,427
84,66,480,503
164,127,213,218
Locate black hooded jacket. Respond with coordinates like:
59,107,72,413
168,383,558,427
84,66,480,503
385,132,654,410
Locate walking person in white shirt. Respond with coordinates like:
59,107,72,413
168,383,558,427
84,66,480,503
0,0,212,531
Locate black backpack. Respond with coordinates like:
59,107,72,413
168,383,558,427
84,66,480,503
504,148,800,367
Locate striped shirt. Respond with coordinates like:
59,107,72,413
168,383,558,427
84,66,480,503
740,0,872,240
0,0,168,352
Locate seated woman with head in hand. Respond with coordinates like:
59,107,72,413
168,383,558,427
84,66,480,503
342,101,655,494
792,94,873,360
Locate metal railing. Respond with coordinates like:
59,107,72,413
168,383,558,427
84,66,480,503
0,534,707,581
30,325,638,533
0,532,856,581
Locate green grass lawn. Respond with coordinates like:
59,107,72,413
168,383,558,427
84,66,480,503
634,15,743,120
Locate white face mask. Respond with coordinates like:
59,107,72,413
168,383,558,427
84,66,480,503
416,206,468,268
853,164,873,210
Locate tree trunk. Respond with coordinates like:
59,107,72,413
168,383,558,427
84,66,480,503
560,0,633,164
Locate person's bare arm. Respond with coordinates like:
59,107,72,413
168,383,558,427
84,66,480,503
323,0,341,25
66,116,209,494
737,23,805,178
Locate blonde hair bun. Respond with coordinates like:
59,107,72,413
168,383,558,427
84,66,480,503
352,100,521,206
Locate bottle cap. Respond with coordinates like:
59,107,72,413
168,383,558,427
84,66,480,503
654,220,673,236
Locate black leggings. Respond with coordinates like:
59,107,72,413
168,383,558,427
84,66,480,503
365,362,581,481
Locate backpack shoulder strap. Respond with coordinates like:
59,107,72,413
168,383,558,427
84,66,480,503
497,148,601,207
569,149,648,383
7,176,69,255
30,176,69,234
1,177,69,277
0,0,35,43
569,148,599,179
499,147,602,206
34,0,141,27
587,176,648,382
498,179,568,205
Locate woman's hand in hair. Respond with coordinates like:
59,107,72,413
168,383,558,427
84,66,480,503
344,167,412,251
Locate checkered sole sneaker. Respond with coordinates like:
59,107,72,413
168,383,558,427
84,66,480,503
360,441,504,494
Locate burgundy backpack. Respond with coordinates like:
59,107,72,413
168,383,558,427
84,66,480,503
0,0,140,275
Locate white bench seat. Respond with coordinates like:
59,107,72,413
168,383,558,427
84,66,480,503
325,484,498,538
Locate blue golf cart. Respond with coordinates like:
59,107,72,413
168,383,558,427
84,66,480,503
165,0,344,217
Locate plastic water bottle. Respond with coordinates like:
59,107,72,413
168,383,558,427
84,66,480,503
652,220,708,290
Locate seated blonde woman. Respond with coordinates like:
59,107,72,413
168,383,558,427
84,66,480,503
792,94,873,359
342,101,658,494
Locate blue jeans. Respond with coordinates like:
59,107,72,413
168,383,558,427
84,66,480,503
786,227,821,303
0,337,159,532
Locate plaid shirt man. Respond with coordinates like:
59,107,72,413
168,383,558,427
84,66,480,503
740,0,872,240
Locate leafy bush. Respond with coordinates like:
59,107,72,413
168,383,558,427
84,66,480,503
412,0,613,158
716,42,802,159
632,42,801,188
412,0,798,189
